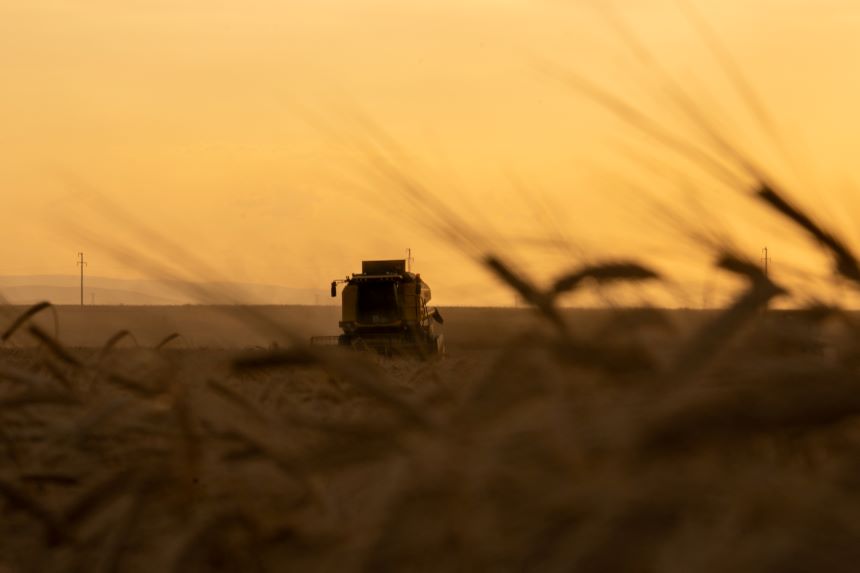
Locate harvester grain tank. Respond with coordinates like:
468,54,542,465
312,259,445,355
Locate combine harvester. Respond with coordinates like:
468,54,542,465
312,259,445,356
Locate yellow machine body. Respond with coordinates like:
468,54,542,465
316,259,444,355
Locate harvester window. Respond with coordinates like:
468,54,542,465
356,283,399,324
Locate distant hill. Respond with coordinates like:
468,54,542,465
0,275,335,306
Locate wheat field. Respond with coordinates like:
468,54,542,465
0,288,858,572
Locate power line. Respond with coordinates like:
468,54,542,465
77,252,87,307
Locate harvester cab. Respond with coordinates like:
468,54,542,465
314,259,445,356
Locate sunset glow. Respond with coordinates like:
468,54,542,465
2,0,859,305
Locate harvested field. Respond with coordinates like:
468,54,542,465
0,303,859,571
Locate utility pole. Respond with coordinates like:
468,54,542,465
761,247,770,278
406,248,413,273
77,252,87,307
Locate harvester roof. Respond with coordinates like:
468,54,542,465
348,259,431,301
361,260,406,274
354,259,415,281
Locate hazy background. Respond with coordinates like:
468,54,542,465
2,0,859,306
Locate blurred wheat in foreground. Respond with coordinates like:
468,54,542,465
1,224,860,573
6,106,860,573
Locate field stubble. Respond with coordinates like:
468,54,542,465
0,301,858,571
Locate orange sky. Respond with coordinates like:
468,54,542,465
2,0,859,306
